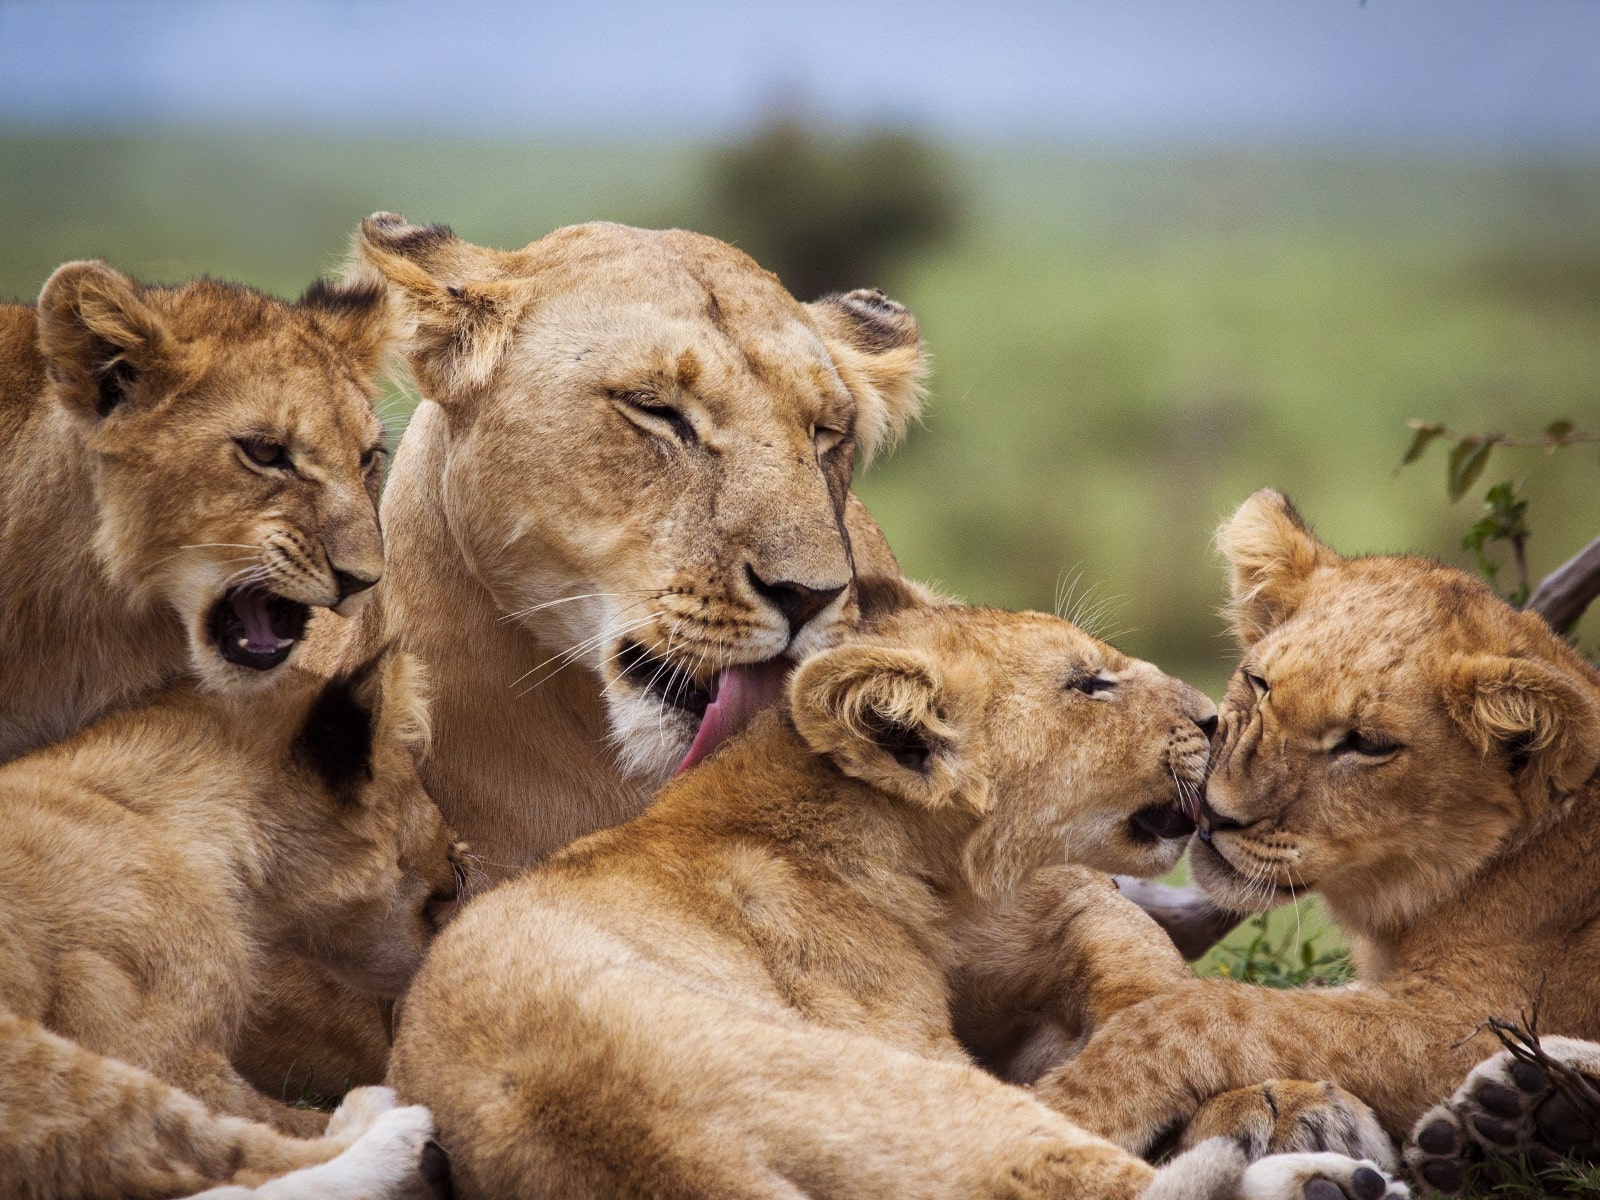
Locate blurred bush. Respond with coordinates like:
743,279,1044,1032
702,117,965,299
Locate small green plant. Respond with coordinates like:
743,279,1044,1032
1462,480,1533,607
1399,418,1600,635
1202,914,1354,989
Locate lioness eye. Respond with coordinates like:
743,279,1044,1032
615,390,697,445
1069,673,1115,697
360,447,385,473
1333,730,1400,758
237,437,288,469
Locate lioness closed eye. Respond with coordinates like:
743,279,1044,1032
385,602,1401,1200
0,262,392,762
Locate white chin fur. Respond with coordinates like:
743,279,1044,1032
605,685,697,783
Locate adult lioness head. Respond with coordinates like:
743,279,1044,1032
1194,488,1600,937
792,604,1219,890
33,261,391,685
353,214,924,780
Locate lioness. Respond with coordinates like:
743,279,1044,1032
1027,489,1600,1192
0,261,391,762
0,648,460,1199
321,212,925,873
386,602,1402,1200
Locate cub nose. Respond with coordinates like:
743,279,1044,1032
332,568,379,604
1199,799,1248,833
746,564,846,639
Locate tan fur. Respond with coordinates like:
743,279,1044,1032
0,649,461,1198
240,216,925,1095
0,263,391,762
386,603,1234,1199
318,212,925,874
1031,488,1600,1153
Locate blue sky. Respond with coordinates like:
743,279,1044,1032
1,0,1597,145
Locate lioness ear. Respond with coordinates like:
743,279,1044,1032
790,643,978,810
296,277,394,378
807,289,926,466
1446,654,1600,808
36,260,173,419
1217,488,1338,646
349,213,524,399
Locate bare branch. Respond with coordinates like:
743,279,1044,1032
1527,535,1600,635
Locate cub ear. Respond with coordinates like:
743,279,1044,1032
348,213,524,399
790,643,979,811
806,289,927,466
296,277,394,379
1446,654,1600,809
1217,488,1338,646
294,647,434,803
294,652,384,803
36,260,174,419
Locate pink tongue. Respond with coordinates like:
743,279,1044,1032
676,659,793,775
230,588,284,656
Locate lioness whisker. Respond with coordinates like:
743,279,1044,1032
499,591,662,624
512,614,660,697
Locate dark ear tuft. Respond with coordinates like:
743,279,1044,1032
362,213,459,257
294,653,385,800
815,289,919,353
298,277,385,317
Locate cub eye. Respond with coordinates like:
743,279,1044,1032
1332,730,1401,758
360,446,385,473
237,437,288,469
614,390,696,445
1244,671,1269,696
1069,673,1115,697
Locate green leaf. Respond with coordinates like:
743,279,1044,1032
1447,439,1493,502
1399,420,1445,468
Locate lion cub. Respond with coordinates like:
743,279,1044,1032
387,602,1400,1200
1026,489,1600,1192
0,648,460,1199
0,260,392,762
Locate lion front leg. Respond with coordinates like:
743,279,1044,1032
1032,980,1477,1155
951,865,1194,1083
1181,1081,1398,1169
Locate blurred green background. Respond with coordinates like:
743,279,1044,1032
5,131,1595,698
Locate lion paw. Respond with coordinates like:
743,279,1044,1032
255,1103,443,1199
322,1084,402,1142
1144,1139,1407,1200
1182,1081,1398,1169
1403,1037,1600,1195
1238,1152,1409,1199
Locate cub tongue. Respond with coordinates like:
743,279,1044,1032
230,588,289,656
675,659,792,775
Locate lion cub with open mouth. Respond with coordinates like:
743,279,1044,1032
0,261,392,763
0,648,461,1199
388,601,1402,1199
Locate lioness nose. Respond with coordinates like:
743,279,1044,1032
746,565,846,639
333,569,379,604
1196,713,1219,740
